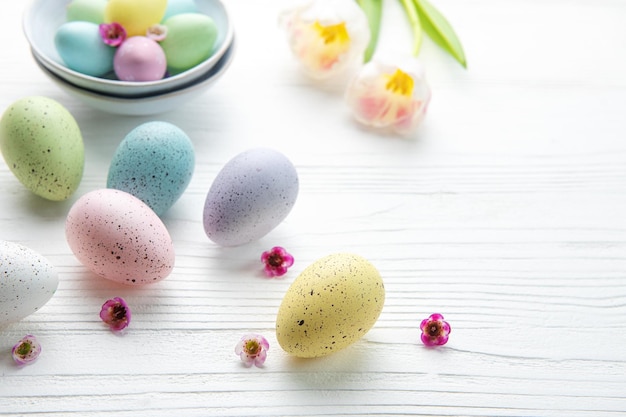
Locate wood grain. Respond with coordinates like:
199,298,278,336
1,0,626,416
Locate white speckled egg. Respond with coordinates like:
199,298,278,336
65,189,175,285
203,148,299,246
0,96,84,201
276,253,385,358
1,241,59,326
107,121,195,217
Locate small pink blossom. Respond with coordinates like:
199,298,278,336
420,313,451,346
146,24,168,42
235,334,269,367
12,335,41,366
99,22,127,47
100,297,131,332
261,246,294,277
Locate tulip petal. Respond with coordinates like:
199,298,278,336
280,0,370,79
346,56,431,135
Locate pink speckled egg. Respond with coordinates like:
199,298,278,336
114,36,167,81
65,188,175,285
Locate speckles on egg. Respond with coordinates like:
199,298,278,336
107,121,195,217
203,148,299,246
65,188,175,285
0,240,59,326
276,253,385,358
0,96,84,201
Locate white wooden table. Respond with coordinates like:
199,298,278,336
2,0,626,415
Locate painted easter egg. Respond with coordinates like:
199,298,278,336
162,0,198,21
54,21,115,77
203,148,299,247
0,96,84,201
160,13,218,72
107,121,195,216
105,0,168,37
65,189,175,285
114,36,167,82
276,253,385,358
0,241,59,326
66,0,107,23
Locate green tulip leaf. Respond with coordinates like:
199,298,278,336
399,0,423,56
357,0,383,62
413,0,467,68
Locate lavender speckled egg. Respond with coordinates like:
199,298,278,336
107,121,195,217
0,96,84,201
1,241,59,326
203,148,299,246
114,36,167,81
276,253,385,358
65,189,175,285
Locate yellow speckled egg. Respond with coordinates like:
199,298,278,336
105,0,167,37
276,253,385,358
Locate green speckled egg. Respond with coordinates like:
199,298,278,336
0,97,84,201
276,253,385,358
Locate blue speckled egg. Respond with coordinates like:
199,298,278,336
1,240,59,326
203,148,299,246
107,121,195,217
54,21,115,77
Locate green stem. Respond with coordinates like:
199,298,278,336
357,0,383,62
399,0,423,56
412,0,467,68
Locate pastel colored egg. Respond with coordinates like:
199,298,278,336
0,241,59,326
203,148,299,247
160,13,218,72
105,0,167,37
65,189,175,285
54,21,115,77
107,121,195,217
162,0,198,21
66,0,107,23
0,96,84,201
276,253,385,358
114,36,167,82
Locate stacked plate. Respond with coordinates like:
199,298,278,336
23,0,235,115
